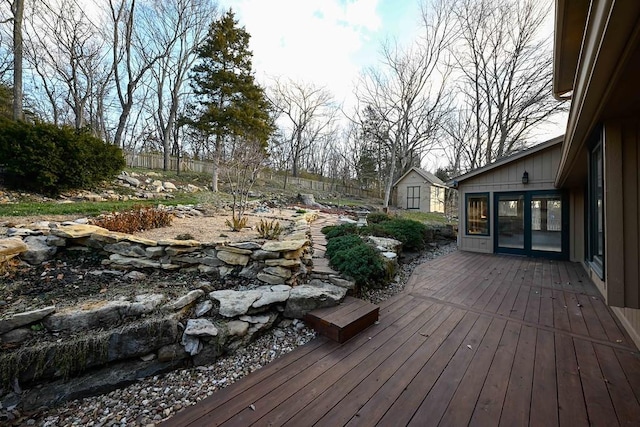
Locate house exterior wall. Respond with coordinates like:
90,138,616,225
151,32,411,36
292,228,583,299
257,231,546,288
395,170,436,212
457,144,562,254
603,120,640,346
562,121,640,349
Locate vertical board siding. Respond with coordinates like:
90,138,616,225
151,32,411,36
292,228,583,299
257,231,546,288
458,144,563,254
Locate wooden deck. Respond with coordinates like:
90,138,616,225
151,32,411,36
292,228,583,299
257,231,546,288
164,251,640,426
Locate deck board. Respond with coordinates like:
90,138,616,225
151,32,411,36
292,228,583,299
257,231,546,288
163,251,640,427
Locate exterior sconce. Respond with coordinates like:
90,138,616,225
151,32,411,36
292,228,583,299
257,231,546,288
522,171,529,184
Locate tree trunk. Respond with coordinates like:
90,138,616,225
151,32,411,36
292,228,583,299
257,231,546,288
12,0,24,121
211,133,220,192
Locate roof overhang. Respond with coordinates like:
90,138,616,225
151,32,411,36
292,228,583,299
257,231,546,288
553,0,590,100
554,0,640,188
449,136,564,186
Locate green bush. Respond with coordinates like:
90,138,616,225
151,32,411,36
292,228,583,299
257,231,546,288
325,234,363,259
366,211,391,224
321,223,358,239
378,218,429,251
328,243,386,289
0,119,125,195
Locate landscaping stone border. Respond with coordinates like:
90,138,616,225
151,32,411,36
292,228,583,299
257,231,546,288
0,211,409,412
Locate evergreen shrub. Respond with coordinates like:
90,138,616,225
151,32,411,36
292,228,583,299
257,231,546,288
378,218,429,251
321,223,358,240
366,212,391,224
325,234,385,289
0,119,125,195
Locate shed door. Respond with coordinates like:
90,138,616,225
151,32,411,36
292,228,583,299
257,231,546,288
407,186,420,209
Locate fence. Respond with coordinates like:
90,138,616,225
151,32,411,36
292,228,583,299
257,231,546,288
124,151,377,199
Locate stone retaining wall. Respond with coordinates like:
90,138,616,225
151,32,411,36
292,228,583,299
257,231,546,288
0,213,358,412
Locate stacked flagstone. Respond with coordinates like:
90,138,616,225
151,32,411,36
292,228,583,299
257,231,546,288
0,212,356,412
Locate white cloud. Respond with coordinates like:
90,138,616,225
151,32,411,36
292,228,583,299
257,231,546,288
221,0,383,106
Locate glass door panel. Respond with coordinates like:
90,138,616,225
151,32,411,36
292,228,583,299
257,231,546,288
497,194,525,250
531,195,562,252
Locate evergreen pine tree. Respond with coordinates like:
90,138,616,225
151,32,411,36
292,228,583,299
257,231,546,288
189,9,273,191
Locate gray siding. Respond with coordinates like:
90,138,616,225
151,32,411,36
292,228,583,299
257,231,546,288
457,144,562,253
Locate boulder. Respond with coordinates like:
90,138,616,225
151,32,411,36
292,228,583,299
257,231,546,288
118,174,141,187
163,181,177,191
298,193,320,207
215,245,253,255
0,306,56,334
0,237,28,261
261,240,308,253
107,317,179,361
127,294,165,316
252,287,290,308
263,266,293,279
183,319,218,337
209,290,262,317
22,235,58,264
19,358,184,412
194,300,213,317
368,236,403,253
250,249,281,260
165,246,199,256
226,320,249,337
104,242,147,258
43,300,131,332
163,290,204,311
284,281,347,318
256,272,286,285
50,224,110,239
216,250,250,266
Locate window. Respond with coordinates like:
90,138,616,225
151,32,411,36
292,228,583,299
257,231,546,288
407,186,420,209
466,193,489,235
589,139,604,277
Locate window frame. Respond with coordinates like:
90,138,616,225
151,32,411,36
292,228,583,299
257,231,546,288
588,135,605,279
465,192,490,236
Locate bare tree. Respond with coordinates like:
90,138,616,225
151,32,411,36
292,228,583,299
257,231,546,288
149,0,214,171
267,77,339,180
353,0,455,209
25,0,109,130
2,0,24,120
223,138,267,231
108,0,170,148
449,0,566,168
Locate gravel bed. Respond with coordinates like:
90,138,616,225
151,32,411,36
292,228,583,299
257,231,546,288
18,241,458,427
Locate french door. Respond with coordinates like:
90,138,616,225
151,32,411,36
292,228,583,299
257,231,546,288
494,191,567,259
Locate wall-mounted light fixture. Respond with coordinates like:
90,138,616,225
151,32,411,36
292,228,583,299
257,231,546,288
522,171,529,184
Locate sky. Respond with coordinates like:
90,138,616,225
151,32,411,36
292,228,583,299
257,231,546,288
218,0,566,171
218,0,424,110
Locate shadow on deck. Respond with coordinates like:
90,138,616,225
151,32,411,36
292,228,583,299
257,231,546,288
163,251,640,426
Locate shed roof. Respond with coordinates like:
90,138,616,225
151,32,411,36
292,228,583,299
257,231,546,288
448,135,564,186
393,166,446,188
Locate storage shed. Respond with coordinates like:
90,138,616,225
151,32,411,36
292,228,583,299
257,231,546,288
393,167,446,213
451,136,566,258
